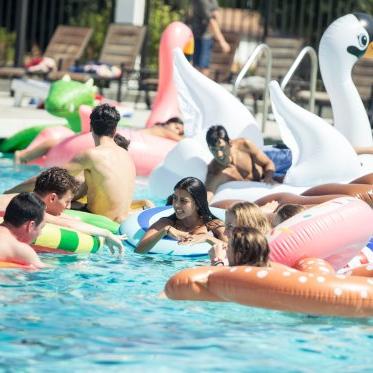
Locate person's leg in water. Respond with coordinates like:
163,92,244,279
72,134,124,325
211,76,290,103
14,138,60,164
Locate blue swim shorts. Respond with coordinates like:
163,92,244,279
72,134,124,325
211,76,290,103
193,36,214,68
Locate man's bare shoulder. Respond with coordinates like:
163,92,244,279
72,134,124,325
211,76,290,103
0,226,18,245
232,138,255,151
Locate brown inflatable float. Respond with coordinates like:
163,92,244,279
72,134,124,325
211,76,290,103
165,258,373,317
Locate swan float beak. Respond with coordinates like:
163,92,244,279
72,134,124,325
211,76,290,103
183,36,194,58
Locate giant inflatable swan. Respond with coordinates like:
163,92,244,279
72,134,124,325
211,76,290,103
149,48,263,197
270,12,373,186
149,14,373,201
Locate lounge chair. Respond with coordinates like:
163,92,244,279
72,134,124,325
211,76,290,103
0,25,92,80
49,23,147,102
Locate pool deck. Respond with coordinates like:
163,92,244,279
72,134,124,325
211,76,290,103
0,79,281,141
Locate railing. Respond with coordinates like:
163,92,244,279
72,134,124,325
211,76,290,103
233,44,272,132
280,46,318,113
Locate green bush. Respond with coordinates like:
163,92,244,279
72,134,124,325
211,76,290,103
69,0,113,61
0,27,16,65
146,0,186,70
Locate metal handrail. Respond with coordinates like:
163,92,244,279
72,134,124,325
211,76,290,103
280,46,318,113
233,44,272,132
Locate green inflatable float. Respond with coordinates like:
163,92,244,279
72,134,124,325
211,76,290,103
0,76,96,153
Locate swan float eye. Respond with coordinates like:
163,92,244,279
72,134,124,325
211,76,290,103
358,33,369,49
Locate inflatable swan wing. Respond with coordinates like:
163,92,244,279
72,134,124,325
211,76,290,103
148,49,266,197
319,13,373,148
172,48,263,146
270,81,362,186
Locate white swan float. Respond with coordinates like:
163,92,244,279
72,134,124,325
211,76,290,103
319,13,373,148
149,14,373,202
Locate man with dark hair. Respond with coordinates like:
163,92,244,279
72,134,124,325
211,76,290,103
0,193,47,268
205,125,276,201
3,167,124,253
66,103,136,221
6,104,135,222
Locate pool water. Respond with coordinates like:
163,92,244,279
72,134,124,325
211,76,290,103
0,157,372,372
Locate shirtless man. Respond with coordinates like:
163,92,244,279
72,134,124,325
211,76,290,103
0,193,47,268
6,104,136,223
205,125,276,201
2,167,124,252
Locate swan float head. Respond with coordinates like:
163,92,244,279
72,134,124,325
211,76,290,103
319,13,373,147
146,22,194,127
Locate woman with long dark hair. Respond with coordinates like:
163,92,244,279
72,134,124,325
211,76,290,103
135,177,226,254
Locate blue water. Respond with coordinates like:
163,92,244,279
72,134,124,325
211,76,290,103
0,156,372,372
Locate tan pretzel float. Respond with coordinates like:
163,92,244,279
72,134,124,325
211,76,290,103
165,258,373,317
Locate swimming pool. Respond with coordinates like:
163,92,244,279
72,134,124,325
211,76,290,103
0,157,372,372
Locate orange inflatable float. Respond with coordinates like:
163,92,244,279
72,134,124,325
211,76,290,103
0,261,33,270
165,258,373,317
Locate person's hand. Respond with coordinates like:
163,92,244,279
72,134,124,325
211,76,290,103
260,200,279,214
208,242,228,265
165,226,191,242
221,40,231,54
104,233,126,255
262,174,276,185
178,233,209,245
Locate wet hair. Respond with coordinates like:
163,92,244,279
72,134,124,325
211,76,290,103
165,194,173,206
114,133,130,150
3,192,45,227
34,167,80,198
230,226,269,267
228,201,271,235
90,103,120,137
155,117,184,127
170,177,218,223
206,125,230,147
164,117,183,125
276,204,305,224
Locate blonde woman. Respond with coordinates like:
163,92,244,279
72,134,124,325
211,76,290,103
210,201,271,265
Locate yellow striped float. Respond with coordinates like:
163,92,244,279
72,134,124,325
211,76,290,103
33,223,104,254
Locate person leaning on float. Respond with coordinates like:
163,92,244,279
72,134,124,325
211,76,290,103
135,177,227,254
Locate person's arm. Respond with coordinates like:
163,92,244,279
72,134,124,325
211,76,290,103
135,219,172,254
45,213,125,254
355,146,373,155
245,140,276,184
178,219,227,246
163,130,183,141
63,151,90,177
208,242,229,266
12,241,48,269
205,163,220,202
209,14,231,53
